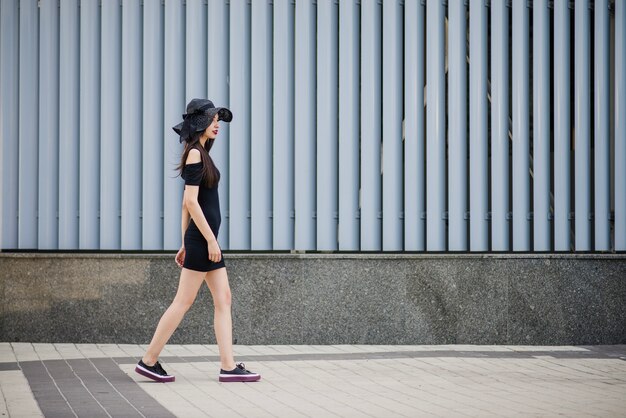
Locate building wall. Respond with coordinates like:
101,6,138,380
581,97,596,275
1,0,624,252
1,253,625,344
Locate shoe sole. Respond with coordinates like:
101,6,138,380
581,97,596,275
135,365,175,383
219,374,261,383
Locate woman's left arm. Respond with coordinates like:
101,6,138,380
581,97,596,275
176,198,190,267
181,198,190,244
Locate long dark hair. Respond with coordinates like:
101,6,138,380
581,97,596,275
177,131,220,187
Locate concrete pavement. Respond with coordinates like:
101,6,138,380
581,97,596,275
0,343,625,417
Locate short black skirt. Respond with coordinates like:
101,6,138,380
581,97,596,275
183,228,225,272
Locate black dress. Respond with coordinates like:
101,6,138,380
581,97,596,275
182,161,225,272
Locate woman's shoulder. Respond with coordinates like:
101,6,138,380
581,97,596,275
185,148,202,165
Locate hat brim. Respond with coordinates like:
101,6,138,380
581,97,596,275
172,106,233,140
208,107,233,123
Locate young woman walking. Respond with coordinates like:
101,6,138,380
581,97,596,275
135,99,260,383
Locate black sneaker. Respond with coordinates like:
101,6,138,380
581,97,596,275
219,363,261,382
135,360,175,383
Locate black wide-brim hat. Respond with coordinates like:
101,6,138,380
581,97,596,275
172,98,233,143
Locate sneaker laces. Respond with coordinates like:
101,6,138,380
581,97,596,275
236,363,248,372
155,362,168,375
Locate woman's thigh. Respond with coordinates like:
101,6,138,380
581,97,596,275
204,267,231,305
172,267,207,306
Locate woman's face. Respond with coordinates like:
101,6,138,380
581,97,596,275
205,114,220,139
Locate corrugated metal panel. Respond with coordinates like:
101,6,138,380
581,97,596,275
272,0,294,250
490,0,509,251
554,0,571,251
512,0,531,251
533,0,551,251
1,0,19,249
100,0,121,249
0,0,622,253
469,0,488,251
403,0,425,251
79,0,100,249
141,0,163,250
38,0,60,249
251,0,273,250
448,0,468,251
426,0,446,251
338,0,360,251
617,0,626,251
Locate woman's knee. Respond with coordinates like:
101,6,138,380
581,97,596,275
171,296,195,312
213,287,232,310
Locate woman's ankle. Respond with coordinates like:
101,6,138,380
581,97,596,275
142,355,157,366
221,361,236,371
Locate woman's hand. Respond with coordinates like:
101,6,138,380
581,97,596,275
208,239,222,263
175,246,185,267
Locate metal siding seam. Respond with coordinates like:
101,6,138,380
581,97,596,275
449,0,468,251
39,0,60,249
100,0,122,249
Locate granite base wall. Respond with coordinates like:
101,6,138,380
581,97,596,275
1,253,624,345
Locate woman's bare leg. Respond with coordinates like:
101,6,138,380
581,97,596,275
142,268,206,365
204,267,236,370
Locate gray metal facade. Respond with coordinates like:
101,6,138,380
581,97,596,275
0,0,624,252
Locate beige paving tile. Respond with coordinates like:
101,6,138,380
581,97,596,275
163,344,196,357
95,343,128,357
53,343,85,359
116,343,145,358
0,371,43,417
11,343,38,362
32,343,62,360
75,343,109,358
0,343,16,363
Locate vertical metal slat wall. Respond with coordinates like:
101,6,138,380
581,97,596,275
0,0,623,252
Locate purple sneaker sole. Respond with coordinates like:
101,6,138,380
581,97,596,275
135,365,175,383
218,374,261,383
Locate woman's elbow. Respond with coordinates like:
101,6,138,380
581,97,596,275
184,196,198,209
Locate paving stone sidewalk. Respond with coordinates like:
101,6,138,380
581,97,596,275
0,343,624,417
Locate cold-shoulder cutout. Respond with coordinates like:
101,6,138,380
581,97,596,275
186,148,201,165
